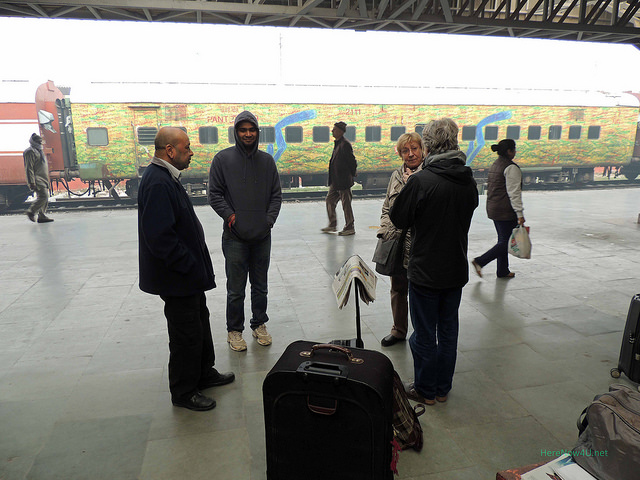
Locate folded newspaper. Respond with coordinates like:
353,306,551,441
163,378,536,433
332,255,377,309
521,453,596,480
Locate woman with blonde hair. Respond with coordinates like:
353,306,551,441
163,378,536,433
376,132,424,347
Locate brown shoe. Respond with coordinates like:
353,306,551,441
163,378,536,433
436,395,448,403
403,382,435,405
471,259,482,278
321,226,336,233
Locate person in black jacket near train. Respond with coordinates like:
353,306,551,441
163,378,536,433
390,118,478,405
208,111,282,352
138,127,234,411
321,121,357,236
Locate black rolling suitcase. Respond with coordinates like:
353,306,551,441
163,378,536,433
263,341,394,480
611,294,640,384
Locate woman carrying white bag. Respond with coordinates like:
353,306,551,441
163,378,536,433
471,139,527,278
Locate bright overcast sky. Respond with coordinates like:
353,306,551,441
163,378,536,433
2,16,640,97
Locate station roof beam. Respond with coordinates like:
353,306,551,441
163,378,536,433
0,0,640,47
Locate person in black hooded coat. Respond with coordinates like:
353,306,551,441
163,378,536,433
390,118,478,405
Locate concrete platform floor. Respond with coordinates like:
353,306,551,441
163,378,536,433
1,187,639,480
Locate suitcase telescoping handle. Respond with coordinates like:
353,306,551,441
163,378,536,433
299,343,364,364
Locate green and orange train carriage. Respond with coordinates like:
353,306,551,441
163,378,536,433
1,80,639,206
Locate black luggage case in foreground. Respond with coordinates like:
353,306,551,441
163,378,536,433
611,294,640,385
263,341,394,480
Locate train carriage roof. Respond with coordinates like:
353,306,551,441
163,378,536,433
67,81,639,108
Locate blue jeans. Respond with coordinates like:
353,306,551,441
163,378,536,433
222,231,271,332
408,282,462,400
474,219,517,277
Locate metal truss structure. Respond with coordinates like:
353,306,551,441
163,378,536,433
1,0,640,46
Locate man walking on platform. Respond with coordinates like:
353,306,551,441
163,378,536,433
138,127,234,411
321,121,357,236
208,111,282,352
23,133,53,223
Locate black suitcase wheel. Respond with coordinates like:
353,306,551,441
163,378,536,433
610,368,621,378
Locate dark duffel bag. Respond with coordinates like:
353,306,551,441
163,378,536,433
572,383,640,480
263,341,395,480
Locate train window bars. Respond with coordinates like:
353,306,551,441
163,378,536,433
462,126,476,141
199,127,219,144
312,126,330,143
506,125,521,140
548,125,562,140
365,126,381,142
345,126,356,143
568,125,582,140
484,126,499,141
260,126,276,144
528,126,541,140
390,126,406,142
138,127,157,145
87,127,108,146
285,126,303,143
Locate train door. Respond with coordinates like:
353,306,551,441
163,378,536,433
126,106,160,198
55,97,78,172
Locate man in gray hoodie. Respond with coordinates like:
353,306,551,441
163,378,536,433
208,111,282,352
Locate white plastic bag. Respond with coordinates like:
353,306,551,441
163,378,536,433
508,225,531,259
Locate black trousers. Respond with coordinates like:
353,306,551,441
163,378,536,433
160,292,216,402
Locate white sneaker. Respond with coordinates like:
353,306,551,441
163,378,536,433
227,331,247,352
252,324,272,346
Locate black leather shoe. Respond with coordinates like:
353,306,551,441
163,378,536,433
26,212,35,222
172,392,216,411
381,334,404,347
198,370,235,390
37,216,54,223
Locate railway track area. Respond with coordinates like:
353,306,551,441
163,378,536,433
2,181,638,215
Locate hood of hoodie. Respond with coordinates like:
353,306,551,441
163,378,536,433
424,150,475,185
233,111,260,158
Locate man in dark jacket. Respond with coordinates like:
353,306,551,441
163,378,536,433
138,127,234,411
321,121,357,236
208,111,282,352
23,133,53,223
390,118,478,406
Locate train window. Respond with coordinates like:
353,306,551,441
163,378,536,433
390,126,406,141
138,127,157,145
313,126,330,143
199,127,218,144
549,125,562,140
345,126,356,143
588,126,601,139
87,127,108,146
365,126,382,142
462,126,476,141
568,125,582,140
528,126,541,140
506,125,520,140
285,126,303,143
415,124,426,136
260,126,276,144
484,126,498,141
